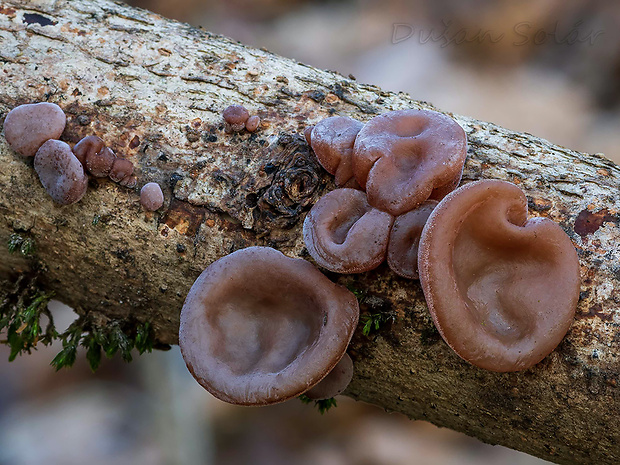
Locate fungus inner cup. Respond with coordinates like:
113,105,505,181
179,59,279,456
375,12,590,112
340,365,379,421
179,247,359,406
418,180,580,372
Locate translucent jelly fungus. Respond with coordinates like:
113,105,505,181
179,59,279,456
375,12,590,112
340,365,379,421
418,180,580,372
353,109,467,215
4,103,66,157
310,116,364,188
140,182,164,211
304,353,354,400
34,140,88,205
387,200,437,279
303,188,394,273
179,246,359,405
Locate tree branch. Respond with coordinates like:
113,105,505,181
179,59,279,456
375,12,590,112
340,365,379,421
1,1,618,463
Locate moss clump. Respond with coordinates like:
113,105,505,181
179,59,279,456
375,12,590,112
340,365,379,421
299,394,338,414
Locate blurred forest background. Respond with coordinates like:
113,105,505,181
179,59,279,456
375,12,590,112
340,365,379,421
2,0,618,464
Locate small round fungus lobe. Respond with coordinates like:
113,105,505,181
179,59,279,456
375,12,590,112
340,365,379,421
387,200,437,279
311,116,364,188
222,104,250,126
109,158,134,183
3,102,66,157
418,180,580,372
304,353,354,400
303,188,394,273
86,146,116,178
34,139,88,205
140,182,164,211
119,175,137,189
353,109,467,215
179,246,359,406
72,135,104,165
245,115,261,132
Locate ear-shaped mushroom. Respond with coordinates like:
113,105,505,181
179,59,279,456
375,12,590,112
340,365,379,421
387,200,437,279
353,109,467,215
418,180,580,372
311,116,364,188
3,103,66,157
179,246,359,406
34,140,88,205
303,188,394,273
304,353,354,400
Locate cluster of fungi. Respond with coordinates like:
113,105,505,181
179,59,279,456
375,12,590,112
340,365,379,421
178,106,580,407
2,102,163,211
2,100,581,407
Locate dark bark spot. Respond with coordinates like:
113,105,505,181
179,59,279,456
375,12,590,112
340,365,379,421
162,198,207,237
574,208,616,238
129,135,140,149
23,13,56,26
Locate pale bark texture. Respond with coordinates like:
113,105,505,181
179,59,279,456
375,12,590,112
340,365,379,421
0,1,619,463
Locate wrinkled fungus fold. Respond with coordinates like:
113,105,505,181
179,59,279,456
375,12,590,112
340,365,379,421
353,109,467,215
303,188,394,273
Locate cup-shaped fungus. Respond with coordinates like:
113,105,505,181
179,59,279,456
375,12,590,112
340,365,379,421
387,200,437,279
304,353,354,400
140,182,164,211
311,116,364,188
353,109,467,215
179,246,359,406
418,180,580,372
34,140,88,205
3,103,66,157
303,188,394,273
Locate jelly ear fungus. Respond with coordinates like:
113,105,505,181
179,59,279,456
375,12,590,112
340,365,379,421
353,109,467,216
179,247,359,406
303,188,394,273
417,180,580,372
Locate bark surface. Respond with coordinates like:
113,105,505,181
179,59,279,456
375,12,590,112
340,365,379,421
1,1,619,463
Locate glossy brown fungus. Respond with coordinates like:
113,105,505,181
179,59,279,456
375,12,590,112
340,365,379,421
418,180,580,372
303,188,394,273
140,182,164,211
353,109,467,215
387,200,437,279
109,158,134,183
34,140,88,205
119,175,137,189
179,246,359,406
245,115,261,132
72,135,104,165
304,353,354,400
311,116,364,188
222,104,250,132
304,125,314,145
86,146,116,178
3,103,66,157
